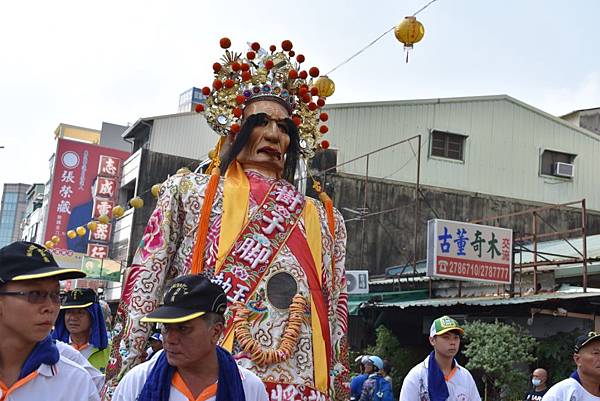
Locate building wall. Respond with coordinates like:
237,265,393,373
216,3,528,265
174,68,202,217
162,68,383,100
0,183,29,246
580,111,600,136
325,96,600,211
149,113,216,160
327,172,600,274
100,122,131,152
20,183,45,243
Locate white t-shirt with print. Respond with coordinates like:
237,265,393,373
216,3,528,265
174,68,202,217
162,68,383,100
112,350,268,401
399,356,481,401
542,377,600,401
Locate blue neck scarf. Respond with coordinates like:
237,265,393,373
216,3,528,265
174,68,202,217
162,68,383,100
427,351,450,401
571,370,581,383
52,303,109,350
138,346,246,401
19,335,60,379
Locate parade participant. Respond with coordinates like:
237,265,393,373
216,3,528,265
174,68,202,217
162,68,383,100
381,360,393,385
399,316,480,401
542,332,600,400
350,356,372,400
112,275,268,401
0,241,99,400
52,288,110,372
146,333,163,361
523,368,548,401
357,355,394,401
105,38,349,401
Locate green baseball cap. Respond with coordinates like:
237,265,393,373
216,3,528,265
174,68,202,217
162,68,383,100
430,315,464,337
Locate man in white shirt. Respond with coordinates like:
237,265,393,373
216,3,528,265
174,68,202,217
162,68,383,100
0,241,99,401
399,315,481,401
113,274,268,401
542,332,600,400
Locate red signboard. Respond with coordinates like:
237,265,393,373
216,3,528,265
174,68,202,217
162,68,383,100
87,244,109,259
427,219,513,284
93,198,114,219
44,138,129,254
89,223,112,243
98,155,121,178
95,177,118,199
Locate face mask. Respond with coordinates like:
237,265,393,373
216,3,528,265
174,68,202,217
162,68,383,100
532,378,541,387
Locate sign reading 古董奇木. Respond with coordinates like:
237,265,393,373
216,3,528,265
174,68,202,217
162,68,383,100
427,219,513,284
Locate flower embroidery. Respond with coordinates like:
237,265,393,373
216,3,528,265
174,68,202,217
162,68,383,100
232,265,250,281
138,208,166,262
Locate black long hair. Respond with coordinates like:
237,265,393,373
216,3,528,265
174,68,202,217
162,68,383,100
220,112,300,183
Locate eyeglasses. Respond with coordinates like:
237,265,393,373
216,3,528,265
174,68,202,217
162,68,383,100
0,290,61,305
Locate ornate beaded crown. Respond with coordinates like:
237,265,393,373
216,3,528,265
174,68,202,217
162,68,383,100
196,38,331,160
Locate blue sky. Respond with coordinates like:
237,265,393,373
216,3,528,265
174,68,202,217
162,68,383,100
1,0,599,196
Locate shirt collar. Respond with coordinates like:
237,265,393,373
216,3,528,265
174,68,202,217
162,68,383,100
37,363,58,377
423,356,462,370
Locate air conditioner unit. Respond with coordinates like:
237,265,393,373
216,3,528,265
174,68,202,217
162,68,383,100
346,270,369,294
553,162,575,178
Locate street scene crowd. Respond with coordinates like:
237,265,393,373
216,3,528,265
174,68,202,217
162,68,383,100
2,2,600,401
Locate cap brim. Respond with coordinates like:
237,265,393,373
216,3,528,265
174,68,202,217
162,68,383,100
141,305,207,324
435,327,465,336
576,335,600,352
11,266,86,281
61,302,94,310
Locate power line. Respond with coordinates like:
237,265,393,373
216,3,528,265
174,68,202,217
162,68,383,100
324,0,440,75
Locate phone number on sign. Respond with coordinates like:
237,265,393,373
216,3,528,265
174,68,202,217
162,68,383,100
437,259,510,282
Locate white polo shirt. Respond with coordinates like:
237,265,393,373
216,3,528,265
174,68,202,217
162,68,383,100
0,355,99,401
399,356,481,401
113,351,268,401
542,377,600,401
56,341,105,391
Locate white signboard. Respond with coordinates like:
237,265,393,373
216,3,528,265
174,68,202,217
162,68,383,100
427,219,513,284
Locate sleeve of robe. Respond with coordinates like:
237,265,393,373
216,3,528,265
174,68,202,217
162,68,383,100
329,207,351,401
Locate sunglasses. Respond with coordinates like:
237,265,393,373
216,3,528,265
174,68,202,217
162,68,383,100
0,290,62,305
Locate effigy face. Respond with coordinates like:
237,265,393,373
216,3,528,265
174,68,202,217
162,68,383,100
236,100,291,178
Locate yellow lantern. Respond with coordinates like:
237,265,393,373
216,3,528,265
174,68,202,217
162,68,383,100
76,226,87,237
98,214,110,224
51,235,60,244
314,76,335,98
67,230,77,239
151,184,161,199
44,240,54,249
112,205,125,218
87,221,98,232
394,16,425,49
130,197,144,209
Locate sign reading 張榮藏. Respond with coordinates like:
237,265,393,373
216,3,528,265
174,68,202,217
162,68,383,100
427,219,513,284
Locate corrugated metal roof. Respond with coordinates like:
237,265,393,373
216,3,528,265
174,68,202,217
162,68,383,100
515,233,600,264
360,286,600,310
